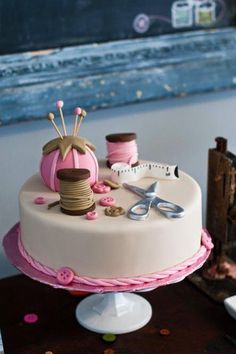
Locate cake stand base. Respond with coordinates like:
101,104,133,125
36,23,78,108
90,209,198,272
75,292,152,334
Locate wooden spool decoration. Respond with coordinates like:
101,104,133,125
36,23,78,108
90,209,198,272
57,168,96,216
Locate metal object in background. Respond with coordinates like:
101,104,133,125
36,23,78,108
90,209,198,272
206,137,236,280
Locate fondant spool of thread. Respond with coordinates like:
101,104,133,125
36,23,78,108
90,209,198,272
106,133,139,168
57,168,95,215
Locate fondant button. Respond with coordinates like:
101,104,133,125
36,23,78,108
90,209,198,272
92,183,111,194
56,267,74,285
86,211,98,220
34,196,46,205
99,197,116,207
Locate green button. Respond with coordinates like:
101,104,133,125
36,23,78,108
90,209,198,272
102,333,117,343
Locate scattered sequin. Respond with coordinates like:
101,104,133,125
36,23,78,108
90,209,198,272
102,333,117,343
159,328,171,336
104,349,115,354
24,313,38,324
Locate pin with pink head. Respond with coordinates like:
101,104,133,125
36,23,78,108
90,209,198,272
56,100,64,109
73,106,87,136
73,107,82,136
56,100,67,136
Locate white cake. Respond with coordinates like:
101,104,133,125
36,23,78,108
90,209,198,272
19,161,202,279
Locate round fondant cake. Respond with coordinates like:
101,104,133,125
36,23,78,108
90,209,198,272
16,103,203,287
19,161,202,279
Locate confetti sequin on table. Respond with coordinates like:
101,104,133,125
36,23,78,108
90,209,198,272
159,328,171,336
102,333,117,343
23,313,38,324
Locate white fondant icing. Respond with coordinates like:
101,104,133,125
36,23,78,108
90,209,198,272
19,162,202,278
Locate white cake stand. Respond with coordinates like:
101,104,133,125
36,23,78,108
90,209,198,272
3,223,212,334
75,292,152,334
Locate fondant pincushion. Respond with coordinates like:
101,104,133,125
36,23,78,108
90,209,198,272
40,102,98,192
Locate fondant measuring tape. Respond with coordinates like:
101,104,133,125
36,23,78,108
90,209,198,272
110,162,179,183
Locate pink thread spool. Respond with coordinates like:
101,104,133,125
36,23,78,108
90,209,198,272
106,133,139,168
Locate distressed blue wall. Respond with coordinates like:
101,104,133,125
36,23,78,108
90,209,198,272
1,28,236,126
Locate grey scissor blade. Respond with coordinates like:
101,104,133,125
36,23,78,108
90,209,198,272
123,183,146,198
145,181,158,196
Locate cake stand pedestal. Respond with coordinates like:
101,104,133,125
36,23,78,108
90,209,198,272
76,279,185,333
76,292,152,334
3,223,213,334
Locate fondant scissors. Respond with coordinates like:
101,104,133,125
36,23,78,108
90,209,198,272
123,182,185,221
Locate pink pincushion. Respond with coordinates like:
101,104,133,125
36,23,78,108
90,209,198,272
40,146,98,192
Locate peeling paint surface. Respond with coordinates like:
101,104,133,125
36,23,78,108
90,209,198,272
136,90,143,98
1,28,236,126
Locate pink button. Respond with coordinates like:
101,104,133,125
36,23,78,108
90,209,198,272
24,313,38,324
86,211,98,220
99,197,116,207
56,267,74,285
34,197,46,205
92,183,111,194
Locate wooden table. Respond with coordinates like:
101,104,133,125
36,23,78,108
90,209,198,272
0,275,236,354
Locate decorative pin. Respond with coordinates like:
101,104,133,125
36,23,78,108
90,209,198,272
73,107,82,136
47,113,63,139
56,100,67,136
76,109,87,136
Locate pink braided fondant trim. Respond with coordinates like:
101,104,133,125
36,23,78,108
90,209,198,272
18,229,212,287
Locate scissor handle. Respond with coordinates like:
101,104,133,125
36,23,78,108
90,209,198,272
127,198,152,221
154,198,185,219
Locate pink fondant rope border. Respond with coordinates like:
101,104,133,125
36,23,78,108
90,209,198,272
17,227,213,287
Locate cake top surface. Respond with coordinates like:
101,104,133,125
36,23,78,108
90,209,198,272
20,161,201,235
